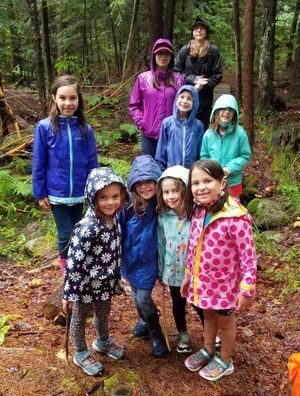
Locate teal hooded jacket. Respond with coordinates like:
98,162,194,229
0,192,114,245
200,94,251,187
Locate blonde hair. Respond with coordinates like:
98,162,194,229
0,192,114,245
210,110,238,131
189,39,209,58
131,191,149,216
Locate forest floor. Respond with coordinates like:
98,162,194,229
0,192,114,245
0,76,299,395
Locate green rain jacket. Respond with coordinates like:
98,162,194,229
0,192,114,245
200,94,251,187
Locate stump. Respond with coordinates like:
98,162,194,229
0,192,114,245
43,284,66,326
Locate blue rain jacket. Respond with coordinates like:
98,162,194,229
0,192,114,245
155,85,204,171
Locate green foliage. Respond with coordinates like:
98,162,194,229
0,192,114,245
94,130,122,149
100,157,131,180
119,123,139,143
55,55,82,78
0,315,15,346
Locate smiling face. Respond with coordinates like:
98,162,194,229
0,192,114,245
176,90,193,118
219,108,234,124
191,167,226,205
155,50,172,71
161,178,182,211
95,183,122,218
193,24,207,41
52,85,79,117
135,180,156,200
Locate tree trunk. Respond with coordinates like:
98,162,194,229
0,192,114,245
149,0,164,44
242,0,256,146
257,0,277,113
122,0,141,80
27,0,47,116
164,0,176,41
41,0,53,86
233,0,243,104
82,0,88,69
286,1,300,68
290,26,300,97
106,0,121,76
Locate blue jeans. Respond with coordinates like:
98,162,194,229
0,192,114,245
51,203,83,259
130,285,158,327
140,134,157,158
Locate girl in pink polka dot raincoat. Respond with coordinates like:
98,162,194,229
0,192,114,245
181,159,257,382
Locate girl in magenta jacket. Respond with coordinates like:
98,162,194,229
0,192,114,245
129,38,184,157
181,160,257,381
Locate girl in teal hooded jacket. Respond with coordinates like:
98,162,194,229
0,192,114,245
200,94,251,197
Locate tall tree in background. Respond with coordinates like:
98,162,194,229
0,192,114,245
242,0,256,145
41,0,53,85
122,0,140,80
149,0,164,44
257,0,277,113
286,1,300,68
290,20,300,97
164,0,176,41
233,0,242,104
106,0,121,75
27,0,47,115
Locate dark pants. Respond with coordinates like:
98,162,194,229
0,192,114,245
51,203,83,259
140,134,157,158
196,106,212,132
192,304,205,327
169,286,187,333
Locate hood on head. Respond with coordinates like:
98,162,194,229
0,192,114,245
158,165,190,187
84,167,126,211
191,17,210,38
210,94,239,123
150,38,174,72
127,155,162,191
173,84,199,122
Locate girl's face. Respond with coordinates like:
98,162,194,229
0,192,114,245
191,167,226,205
96,183,122,217
135,180,156,200
155,50,172,71
176,90,193,117
161,178,182,211
193,24,207,40
53,85,79,117
219,108,234,124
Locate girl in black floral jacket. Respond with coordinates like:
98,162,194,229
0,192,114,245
62,167,127,376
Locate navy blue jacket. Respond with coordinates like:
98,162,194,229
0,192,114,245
155,85,204,171
120,155,161,289
32,116,98,202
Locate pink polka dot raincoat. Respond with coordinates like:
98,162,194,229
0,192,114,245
185,197,257,310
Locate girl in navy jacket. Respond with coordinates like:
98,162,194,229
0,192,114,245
120,155,168,358
32,75,98,275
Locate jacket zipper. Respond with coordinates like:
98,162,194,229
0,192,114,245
182,122,186,167
67,122,73,196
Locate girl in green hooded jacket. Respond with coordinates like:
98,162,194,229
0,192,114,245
200,94,251,198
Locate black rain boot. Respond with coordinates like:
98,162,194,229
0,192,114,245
146,311,168,358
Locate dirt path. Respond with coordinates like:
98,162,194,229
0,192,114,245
0,253,297,396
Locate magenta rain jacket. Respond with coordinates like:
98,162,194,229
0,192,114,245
129,38,184,140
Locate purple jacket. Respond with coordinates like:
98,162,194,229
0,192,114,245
129,38,184,140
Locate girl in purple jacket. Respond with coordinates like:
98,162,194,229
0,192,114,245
181,160,257,381
129,38,184,157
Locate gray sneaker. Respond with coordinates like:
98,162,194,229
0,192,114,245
73,351,104,376
177,332,192,354
92,337,125,360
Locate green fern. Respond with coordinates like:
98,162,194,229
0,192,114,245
100,157,131,180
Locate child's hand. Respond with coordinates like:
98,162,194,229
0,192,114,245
236,294,253,313
180,277,190,298
62,299,73,314
38,197,50,209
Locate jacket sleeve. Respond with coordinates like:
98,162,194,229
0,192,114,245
128,75,145,130
63,223,92,302
197,121,205,160
87,125,99,171
225,130,252,175
229,218,257,298
155,119,169,171
200,131,210,159
157,217,166,278
206,46,223,88
32,122,48,199
174,46,198,85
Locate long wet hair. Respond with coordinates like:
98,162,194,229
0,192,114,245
156,177,187,217
185,160,228,219
49,75,87,132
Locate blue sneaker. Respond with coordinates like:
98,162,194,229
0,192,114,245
132,320,149,337
92,337,125,360
73,350,104,376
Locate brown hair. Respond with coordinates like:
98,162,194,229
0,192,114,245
131,191,150,216
152,50,175,89
210,109,238,132
189,39,209,58
94,183,128,221
49,75,87,132
185,160,228,219
156,177,187,217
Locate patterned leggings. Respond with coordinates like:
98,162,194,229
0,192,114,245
70,299,111,352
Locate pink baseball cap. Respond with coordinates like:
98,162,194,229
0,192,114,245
153,45,174,54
